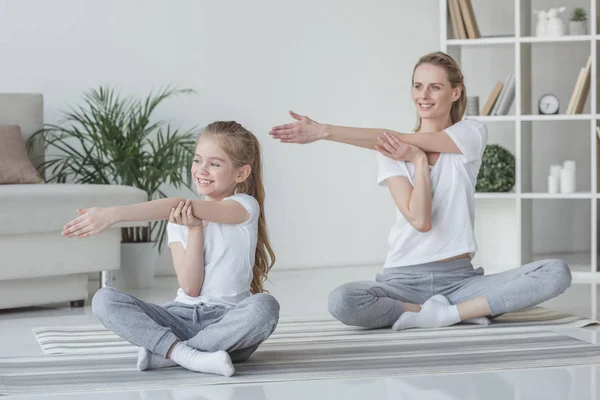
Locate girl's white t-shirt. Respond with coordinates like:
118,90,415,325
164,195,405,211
167,193,259,306
377,119,488,268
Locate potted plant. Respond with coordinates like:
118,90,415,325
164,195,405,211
28,86,198,288
476,144,515,192
569,7,587,35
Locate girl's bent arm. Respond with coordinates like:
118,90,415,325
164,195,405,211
170,228,205,297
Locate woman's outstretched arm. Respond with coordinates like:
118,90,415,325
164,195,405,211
62,197,250,238
269,110,462,153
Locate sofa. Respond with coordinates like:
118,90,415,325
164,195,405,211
0,93,147,309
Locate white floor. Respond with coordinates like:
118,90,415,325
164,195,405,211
2,265,600,399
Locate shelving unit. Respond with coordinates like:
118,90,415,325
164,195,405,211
441,0,600,316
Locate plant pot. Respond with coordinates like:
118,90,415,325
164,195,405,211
117,242,157,289
568,20,587,35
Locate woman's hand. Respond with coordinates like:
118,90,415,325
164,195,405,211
169,200,203,228
375,132,425,163
62,207,119,238
269,111,328,144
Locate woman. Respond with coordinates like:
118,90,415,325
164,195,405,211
269,52,571,330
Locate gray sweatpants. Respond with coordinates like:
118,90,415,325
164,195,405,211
328,258,572,328
92,287,280,362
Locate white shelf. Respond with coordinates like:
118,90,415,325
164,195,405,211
520,114,594,121
469,114,594,121
447,37,516,46
440,0,600,290
520,35,594,43
475,193,596,199
447,35,595,47
520,193,595,199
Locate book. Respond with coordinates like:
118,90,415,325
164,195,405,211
458,0,480,39
566,68,585,114
491,73,512,115
567,56,591,114
481,81,504,116
448,0,460,39
448,0,467,39
496,74,515,115
574,56,592,114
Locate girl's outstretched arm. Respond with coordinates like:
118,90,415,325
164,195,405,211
62,197,249,238
269,110,462,153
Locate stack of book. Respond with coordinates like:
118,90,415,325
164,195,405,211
566,55,591,114
481,73,516,116
448,0,480,39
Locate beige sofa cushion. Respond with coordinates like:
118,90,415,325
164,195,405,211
0,184,148,235
0,125,44,184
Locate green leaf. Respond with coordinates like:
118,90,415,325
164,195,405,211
476,144,516,193
36,86,200,253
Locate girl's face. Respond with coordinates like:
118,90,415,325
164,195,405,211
191,136,250,200
412,63,461,123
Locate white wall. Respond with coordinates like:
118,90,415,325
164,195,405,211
3,0,586,274
0,0,439,271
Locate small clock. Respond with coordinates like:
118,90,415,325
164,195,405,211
538,93,559,115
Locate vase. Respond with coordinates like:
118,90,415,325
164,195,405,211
568,20,587,35
116,242,157,289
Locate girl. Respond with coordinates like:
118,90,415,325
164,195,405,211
269,52,571,330
62,121,279,376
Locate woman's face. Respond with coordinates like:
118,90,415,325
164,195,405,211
412,63,461,122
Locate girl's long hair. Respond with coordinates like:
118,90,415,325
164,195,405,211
200,121,275,294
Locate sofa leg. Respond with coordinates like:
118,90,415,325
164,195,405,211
70,300,85,308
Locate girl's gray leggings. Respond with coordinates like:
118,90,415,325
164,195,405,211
328,258,572,328
92,288,280,362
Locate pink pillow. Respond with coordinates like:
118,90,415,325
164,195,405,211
0,125,44,184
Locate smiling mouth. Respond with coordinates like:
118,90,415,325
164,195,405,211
418,103,435,109
196,178,214,186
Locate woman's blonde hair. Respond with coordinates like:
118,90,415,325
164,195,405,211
413,51,466,132
199,121,275,294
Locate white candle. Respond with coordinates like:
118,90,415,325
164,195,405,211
563,160,576,171
548,174,559,194
560,167,575,193
550,164,562,178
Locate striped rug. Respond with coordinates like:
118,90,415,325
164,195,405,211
0,308,596,395
32,307,597,355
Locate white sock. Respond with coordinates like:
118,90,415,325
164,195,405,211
169,343,234,377
429,294,491,326
137,347,178,371
393,294,461,331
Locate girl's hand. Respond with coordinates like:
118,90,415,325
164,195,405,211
169,200,203,228
269,110,328,144
62,207,119,238
375,132,425,163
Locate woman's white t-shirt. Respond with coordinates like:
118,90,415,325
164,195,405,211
377,119,488,268
167,193,259,306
